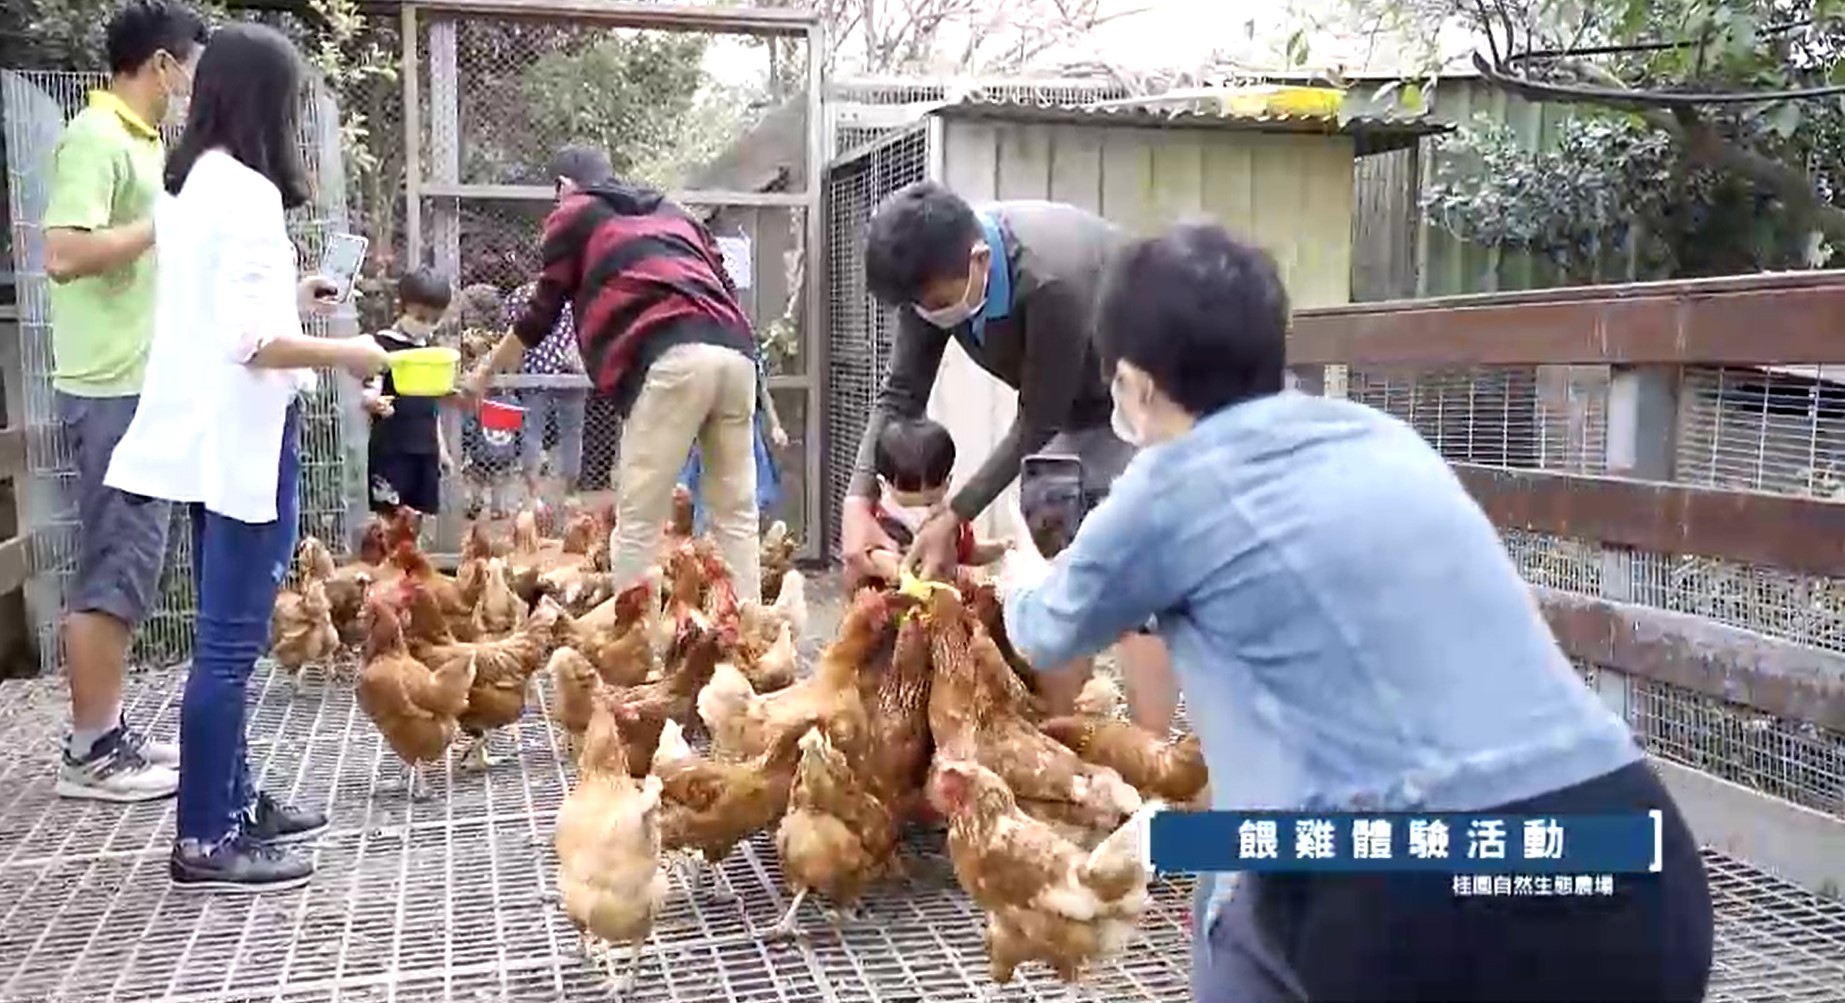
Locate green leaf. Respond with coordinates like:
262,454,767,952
1286,28,1311,68
1767,102,1802,139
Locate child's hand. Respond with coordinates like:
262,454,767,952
363,390,395,417
439,449,455,475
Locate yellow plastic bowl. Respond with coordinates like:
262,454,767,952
386,346,460,396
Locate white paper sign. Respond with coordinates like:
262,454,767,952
716,235,753,290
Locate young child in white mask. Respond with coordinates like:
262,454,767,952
864,417,1009,584
361,267,455,518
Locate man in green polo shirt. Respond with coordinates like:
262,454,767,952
44,0,208,804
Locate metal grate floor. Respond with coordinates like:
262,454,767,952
0,663,1839,1002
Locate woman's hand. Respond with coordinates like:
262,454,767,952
768,423,790,449
336,335,390,378
298,275,341,316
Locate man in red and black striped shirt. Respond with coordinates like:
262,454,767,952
462,147,762,602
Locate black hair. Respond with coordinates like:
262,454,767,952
164,23,311,210
104,0,210,76
398,267,453,312
551,146,615,187
1094,223,1290,415
863,180,982,306
874,417,957,493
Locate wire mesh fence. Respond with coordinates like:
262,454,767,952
1312,362,1845,821
1,69,354,673
821,125,930,557
1345,364,1611,473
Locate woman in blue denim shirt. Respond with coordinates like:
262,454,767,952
677,356,787,532
997,224,1713,1002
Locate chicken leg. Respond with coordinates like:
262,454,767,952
752,888,808,941
461,732,506,771
406,761,434,801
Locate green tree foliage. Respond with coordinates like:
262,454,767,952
1356,0,1845,279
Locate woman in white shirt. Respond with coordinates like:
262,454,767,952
105,22,388,895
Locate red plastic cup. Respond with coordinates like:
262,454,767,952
479,399,526,431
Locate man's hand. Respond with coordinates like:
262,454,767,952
902,506,963,582
335,336,390,379
840,496,898,589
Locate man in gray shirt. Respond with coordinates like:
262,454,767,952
841,180,1175,730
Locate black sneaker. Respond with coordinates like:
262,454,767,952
241,791,330,844
170,837,314,894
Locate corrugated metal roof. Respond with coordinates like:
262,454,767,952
927,96,1447,156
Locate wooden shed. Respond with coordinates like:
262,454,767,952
821,98,1437,545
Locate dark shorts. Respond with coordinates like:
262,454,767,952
57,392,171,627
1193,761,1714,1003
369,449,442,515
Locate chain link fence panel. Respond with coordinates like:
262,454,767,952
2,69,353,673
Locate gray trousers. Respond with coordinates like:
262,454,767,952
57,391,171,627
1192,873,1308,1003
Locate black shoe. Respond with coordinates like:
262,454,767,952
242,791,330,844
170,837,314,893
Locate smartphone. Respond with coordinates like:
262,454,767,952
317,232,370,303
1019,453,1087,558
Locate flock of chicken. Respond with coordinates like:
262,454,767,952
265,489,1210,999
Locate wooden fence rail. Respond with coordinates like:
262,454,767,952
1291,269,1845,734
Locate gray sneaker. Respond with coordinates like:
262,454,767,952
56,727,179,803
119,720,180,768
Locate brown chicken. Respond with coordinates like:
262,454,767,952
759,520,798,605
766,723,903,939
926,589,1141,823
565,578,658,688
271,538,341,677
304,526,382,647
932,759,1159,990
549,645,604,761
1039,712,1208,805
650,716,814,902
862,603,938,824
471,557,526,638
961,575,1048,717
455,520,499,609
355,597,476,799
554,694,669,996
599,611,725,778
696,588,903,764
426,596,564,769
390,540,477,642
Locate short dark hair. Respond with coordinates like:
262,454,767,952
1095,223,1290,415
551,146,615,187
164,23,311,210
874,417,957,493
398,267,453,311
863,181,981,306
105,0,210,76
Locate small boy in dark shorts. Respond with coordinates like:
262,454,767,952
864,417,1008,583
362,268,454,516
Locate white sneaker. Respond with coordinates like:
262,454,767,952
56,728,180,802
120,721,180,768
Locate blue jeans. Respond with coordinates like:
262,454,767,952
677,409,780,534
518,387,586,487
176,407,301,845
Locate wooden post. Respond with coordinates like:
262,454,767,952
428,15,463,554
800,19,827,563
1595,364,1679,717
401,5,422,267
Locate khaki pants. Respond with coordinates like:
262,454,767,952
608,342,760,603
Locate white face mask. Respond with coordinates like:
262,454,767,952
914,248,989,329
398,316,437,340
878,481,936,533
1110,373,1145,447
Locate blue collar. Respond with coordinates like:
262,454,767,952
970,211,1012,343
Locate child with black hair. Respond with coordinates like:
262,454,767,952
862,416,1008,583
362,268,455,516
